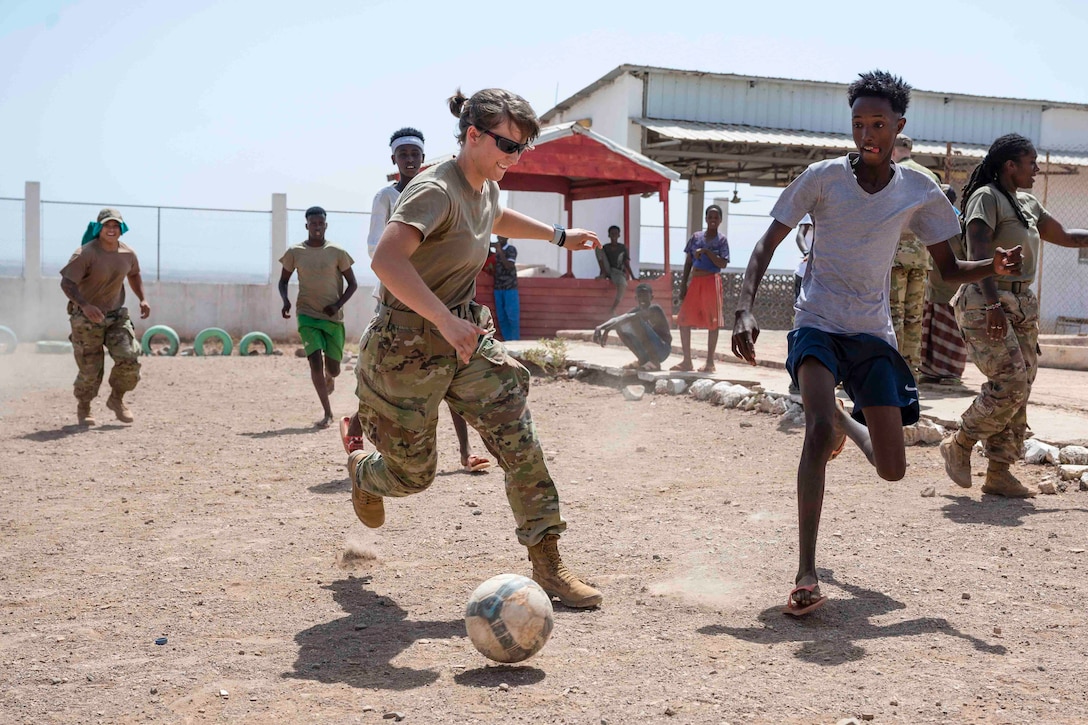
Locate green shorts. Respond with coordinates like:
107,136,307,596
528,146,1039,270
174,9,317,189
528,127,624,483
298,314,345,361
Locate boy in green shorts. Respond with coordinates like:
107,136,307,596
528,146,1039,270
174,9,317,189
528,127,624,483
278,206,358,427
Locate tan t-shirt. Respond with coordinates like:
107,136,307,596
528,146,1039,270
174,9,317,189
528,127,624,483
383,158,499,310
60,240,141,312
964,184,1046,284
894,158,943,270
279,242,354,322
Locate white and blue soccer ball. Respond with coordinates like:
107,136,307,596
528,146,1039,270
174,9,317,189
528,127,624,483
464,574,554,663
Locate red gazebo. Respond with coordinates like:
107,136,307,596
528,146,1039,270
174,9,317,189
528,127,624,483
478,122,680,338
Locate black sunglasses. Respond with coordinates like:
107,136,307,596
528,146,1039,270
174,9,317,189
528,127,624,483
475,126,532,155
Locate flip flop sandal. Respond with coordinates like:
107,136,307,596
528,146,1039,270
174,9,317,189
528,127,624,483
340,416,366,454
829,399,847,461
463,455,492,473
783,584,828,617
670,362,694,372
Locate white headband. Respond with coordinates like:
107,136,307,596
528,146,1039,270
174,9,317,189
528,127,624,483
391,136,424,152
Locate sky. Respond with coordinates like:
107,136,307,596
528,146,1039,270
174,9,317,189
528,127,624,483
3,0,1087,277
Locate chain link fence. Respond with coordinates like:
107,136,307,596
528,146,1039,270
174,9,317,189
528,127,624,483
1037,148,1088,334
0,198,373,283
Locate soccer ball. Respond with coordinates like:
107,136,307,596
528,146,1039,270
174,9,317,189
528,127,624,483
464,574,554,663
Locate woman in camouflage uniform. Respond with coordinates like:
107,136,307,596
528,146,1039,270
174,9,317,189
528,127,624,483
349,88,604,607
941,134,1088,497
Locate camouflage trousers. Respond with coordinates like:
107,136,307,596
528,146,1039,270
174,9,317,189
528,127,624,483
890,264,927,368
953,284,1039,466
68,303,141,403
351,301,565,546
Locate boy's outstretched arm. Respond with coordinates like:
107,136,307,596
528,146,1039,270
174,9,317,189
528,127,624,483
278,267,293,318
732,220,792,365
928,229,1023,284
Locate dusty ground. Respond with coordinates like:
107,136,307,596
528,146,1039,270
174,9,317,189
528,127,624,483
1,343,1087,724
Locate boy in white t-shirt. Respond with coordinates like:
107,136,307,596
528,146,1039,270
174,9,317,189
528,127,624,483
731,70,1023,617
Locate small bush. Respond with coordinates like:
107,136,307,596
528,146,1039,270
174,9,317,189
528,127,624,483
521,338,568,375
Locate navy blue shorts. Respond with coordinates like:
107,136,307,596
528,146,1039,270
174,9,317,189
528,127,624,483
786,327,919,425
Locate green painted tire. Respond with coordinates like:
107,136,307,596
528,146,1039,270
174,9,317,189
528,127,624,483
0,325,16,354
194,327,233,356
239,331,274,356
140,325,179,356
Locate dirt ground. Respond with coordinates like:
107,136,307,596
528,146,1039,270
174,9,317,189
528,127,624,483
1,343,1087,725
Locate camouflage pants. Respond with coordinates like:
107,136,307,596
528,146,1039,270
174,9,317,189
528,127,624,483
890,264,926,368
953,284,1039,465
68,304,141,403
352,302,565,546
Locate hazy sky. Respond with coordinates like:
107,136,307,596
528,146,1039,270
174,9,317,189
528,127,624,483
4,0,1087,208
2,0,1087,273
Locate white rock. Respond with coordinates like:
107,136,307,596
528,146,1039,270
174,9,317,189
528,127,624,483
1058,465,1088,481
689,378,717,401
1059,445,1088,465
667,379,687,395
1038,480,1058,495
903,418,945,446
654,379,669,395
622,385,645,401
1023,438,1059,465
1080,472,1088,491
920,485,936,497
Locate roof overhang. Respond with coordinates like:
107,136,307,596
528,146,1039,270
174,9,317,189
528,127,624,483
636,118,1088,186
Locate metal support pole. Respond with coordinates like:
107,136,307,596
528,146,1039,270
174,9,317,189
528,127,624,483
156,206,161,281
24,181,41,280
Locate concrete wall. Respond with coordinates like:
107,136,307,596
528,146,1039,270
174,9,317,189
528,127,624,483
0,184,380,345
0,276,379,344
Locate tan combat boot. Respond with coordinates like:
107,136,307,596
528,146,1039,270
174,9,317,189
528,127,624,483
940,431,974,488
527,534,603,608
348,450,384,528
77,401,95,427
106,392,134,423
982,464,1036,498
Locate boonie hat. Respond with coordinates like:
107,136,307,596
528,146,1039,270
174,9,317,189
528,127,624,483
97,208,125,224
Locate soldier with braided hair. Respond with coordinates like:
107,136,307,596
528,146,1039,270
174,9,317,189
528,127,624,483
941,134,1088,497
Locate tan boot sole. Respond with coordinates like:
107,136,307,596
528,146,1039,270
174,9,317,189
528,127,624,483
348,451,385,527
940,437,972,488
106,397,133,423
533,575,603,608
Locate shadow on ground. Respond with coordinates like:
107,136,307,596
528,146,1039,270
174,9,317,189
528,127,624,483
699,570,1007,666
940,494,1086,527
239,426,322,439
20,424,125,441
286,576,465,690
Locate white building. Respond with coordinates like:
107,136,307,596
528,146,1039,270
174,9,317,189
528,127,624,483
509,65,1088,331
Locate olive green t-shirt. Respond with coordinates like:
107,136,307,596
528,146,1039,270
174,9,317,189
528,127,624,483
279,242,354,322
383,158,500,310
964,184,1046,284
894,158,943,270
60,240,141,312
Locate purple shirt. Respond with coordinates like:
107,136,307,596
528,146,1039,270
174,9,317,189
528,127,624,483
684,231,729,273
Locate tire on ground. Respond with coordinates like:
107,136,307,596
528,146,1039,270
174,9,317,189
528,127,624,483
194,327,233,356
140,324,180,356
0,325,16,354
239,331,274,356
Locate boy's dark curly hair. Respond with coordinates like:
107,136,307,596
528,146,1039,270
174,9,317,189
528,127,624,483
846,70,912,115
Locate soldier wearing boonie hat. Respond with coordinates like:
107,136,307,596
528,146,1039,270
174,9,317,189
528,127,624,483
60,208,151,426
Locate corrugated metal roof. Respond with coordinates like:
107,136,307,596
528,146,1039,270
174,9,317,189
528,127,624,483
635,118,1088,167
543,64,1088,123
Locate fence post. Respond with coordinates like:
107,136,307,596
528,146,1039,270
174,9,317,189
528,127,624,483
270,193,287,283
24,181,41,280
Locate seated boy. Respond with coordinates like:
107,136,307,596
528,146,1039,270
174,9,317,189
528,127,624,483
593,283,672,371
